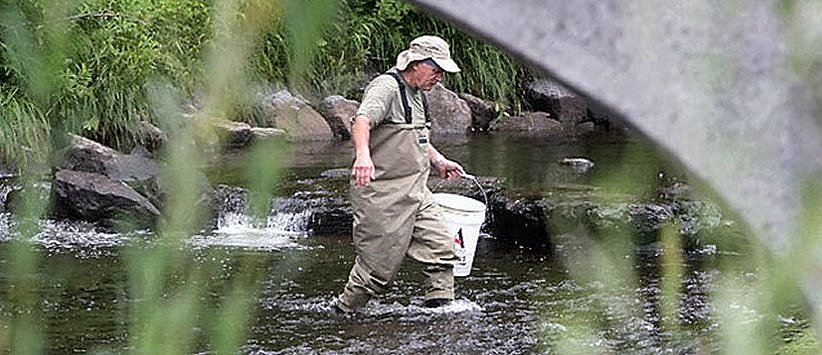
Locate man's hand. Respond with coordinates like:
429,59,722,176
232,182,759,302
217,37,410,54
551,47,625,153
351,114,374,186
433,157,465,181
352,154,375,186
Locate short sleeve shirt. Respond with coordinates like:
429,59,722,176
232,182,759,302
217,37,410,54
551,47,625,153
357,69,428,127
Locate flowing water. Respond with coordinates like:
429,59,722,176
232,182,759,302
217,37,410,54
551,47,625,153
0,132,802,353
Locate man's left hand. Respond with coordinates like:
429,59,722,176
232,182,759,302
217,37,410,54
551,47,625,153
433,158,466,180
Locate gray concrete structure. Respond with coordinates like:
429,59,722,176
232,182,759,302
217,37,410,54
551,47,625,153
411,0,822,314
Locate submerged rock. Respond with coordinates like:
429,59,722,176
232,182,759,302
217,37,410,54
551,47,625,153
558,157,595,173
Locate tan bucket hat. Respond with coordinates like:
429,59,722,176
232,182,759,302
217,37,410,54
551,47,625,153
395,35,460,73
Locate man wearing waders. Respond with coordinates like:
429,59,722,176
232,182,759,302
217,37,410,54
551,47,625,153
335,35,466,312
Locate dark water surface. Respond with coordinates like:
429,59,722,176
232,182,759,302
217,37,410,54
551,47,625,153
0,132,784,353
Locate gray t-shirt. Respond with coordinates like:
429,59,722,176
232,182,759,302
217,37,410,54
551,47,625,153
357,69,427,127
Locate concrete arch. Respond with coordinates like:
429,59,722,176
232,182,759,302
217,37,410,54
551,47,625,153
411,0,822,308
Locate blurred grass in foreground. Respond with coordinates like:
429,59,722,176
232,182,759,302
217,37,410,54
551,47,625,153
541,139,821,354
0,0,334,353
1,0,821,354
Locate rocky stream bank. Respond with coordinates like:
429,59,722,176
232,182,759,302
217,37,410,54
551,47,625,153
0,78,738,251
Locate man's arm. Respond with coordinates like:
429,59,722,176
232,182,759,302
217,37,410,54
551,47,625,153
428,144,465,180
351,114,375,186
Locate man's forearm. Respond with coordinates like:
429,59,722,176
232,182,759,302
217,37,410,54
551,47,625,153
428,144,445,166
352,114,371,158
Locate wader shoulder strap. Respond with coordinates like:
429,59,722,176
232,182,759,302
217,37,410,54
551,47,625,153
421,92,430,125
386,72,412,124
385,72,430,125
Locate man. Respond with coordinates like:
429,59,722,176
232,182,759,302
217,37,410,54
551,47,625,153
335,35,466,312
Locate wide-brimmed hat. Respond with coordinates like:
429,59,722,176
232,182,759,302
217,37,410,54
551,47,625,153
395,35,460,73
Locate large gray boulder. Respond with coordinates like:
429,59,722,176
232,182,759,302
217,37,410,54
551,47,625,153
52,135,164,228
427,84,472,135
59,135,157,182
491,111,564,136
526,79,589,126
260,90,334,141
138,120,167,154
50,135,219,230
458,92,497,132
51,170,160,228
215,120,254,150
317,95,358,140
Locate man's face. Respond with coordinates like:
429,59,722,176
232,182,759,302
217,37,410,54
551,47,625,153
408,60,444,91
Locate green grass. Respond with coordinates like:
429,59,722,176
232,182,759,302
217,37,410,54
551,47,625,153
1,0,530,162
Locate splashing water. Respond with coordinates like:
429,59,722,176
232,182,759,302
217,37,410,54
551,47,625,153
0,184,14,213
192,192,311,251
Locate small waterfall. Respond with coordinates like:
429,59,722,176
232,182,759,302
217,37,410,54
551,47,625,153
213,185,254,231
0,183,15,214
192,185,315,250
0,183,320,252
267,197,313,234
0,181,16,240
212,185,313,236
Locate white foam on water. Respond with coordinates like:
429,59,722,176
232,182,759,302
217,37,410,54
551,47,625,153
190,210,307,251
286,297,486,320
356,298,485,318
189,230,303,251
417,298,485,314
33,219,125,250
266,209,311,234
0,213,12,242
2,217,132,257
193,187,316,251
189,225,303,251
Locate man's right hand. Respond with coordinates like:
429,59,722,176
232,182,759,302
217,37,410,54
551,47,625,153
350,114,375,187
352,155,375,186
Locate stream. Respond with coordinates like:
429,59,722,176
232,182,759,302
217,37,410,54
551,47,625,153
0,132,802,353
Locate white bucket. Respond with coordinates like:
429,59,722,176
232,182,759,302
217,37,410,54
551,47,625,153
433,193,486,277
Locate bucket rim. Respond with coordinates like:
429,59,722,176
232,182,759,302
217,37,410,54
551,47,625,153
432,192,486,213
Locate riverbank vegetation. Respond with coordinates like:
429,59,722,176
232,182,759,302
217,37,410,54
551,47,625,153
1,0,529,165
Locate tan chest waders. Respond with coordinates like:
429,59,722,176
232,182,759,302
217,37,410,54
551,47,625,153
336,73,458,312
